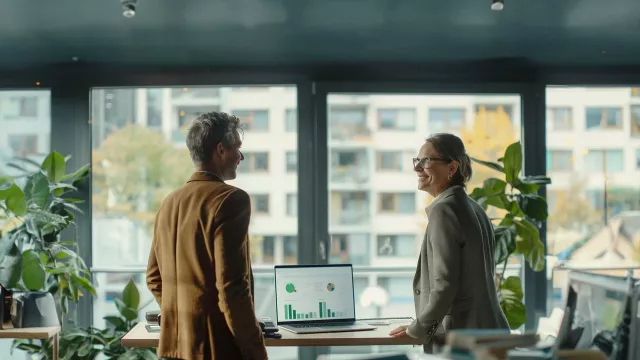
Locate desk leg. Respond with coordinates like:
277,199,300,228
52,333,59,360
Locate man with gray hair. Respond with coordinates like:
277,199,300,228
147,111,268,360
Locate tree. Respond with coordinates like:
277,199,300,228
92,124,193,231
546,176,600,234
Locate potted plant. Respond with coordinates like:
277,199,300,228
0,151,94,322
469,141,550,329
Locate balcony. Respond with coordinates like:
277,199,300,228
330,125,372,142
171,87,220,99
330,165,370,184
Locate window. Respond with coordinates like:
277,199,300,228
631,106,640,137
331,191,369,225
637,149,640,169
286,194,297,216
237,152,269,172
377,108,415,130
378,193,415,214
546,87,640,318
546,150,573,172
91,87,298,360
286,151,297,172
585,149,624,173
429,108,465,132
474,104,513,125
8,134,38,157
2,96,38,118
251,194,270,214
330,149,369,183
329,108,369,140
547,107,573,131
233,109,269,131
377,151,402,171
377,235,415,257
285,109,297,132
586,107,622,130
330,233,370,265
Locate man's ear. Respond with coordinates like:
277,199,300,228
215,142,226,157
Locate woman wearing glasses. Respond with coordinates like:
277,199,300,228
389,133,509,352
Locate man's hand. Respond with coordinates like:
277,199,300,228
389,325,410,338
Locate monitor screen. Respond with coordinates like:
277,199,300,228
275,265,356,323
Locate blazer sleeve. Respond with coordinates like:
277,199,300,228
407,203,462,339
146,207,163,305
213,189,268,360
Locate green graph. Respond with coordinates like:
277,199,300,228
283,302,345,320
285,283,296,293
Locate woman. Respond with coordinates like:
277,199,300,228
389,133,509,351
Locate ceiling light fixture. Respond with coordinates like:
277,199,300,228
491,0,504,11
121,0,137,18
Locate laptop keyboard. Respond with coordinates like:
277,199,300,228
291,322,353,328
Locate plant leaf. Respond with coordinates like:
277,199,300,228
517,194,548,222
104,315,127,331
493,225,517,265
470,157,505,173
122,278,140,310
502,276,523,300
503,142,523,184
23,172,50,210
0,183,27,216
482,178,507,196
21,249,46,290
0,243,22,288
71,273,97,297
41,151,66,183
514,219,545,271
114,298,139,321
498,277,526,329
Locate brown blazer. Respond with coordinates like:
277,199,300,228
146,172,267,360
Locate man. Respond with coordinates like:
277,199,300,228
146,111,268,360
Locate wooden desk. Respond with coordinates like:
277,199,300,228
0,326,61,360
122,322,425,348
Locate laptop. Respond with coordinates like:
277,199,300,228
274,264,377,334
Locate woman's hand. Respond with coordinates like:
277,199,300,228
389,325,410,338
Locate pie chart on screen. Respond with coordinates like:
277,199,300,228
327,283,335,291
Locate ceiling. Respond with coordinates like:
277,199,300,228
1,0,639,70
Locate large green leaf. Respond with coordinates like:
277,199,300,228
114,298,139,321
104,315,127,331
499,276,526,329
503,142,523,184
470,157,505,173
41,151,66,183
514,220,545,271
482,178,507,196
61,164,90,187
0,183,27,216
469,187,485,202
23,172,50,210
493,225,517,265
0,243,22,288
122,278,140,309
521,175,552,185
71,273,97,297
517,194,548,221
485,193,512,211
21,250,46,290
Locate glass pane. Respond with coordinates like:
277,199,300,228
0,89,50,359
91,86,297,360
546,87,640,319
327,93,522,357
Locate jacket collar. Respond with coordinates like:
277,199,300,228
425,185,464,216
187,171,224,183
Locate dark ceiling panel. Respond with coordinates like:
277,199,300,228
0,0,638,69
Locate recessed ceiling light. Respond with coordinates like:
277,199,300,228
491,0,504,11
121,0,137,18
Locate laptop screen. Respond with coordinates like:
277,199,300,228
274,265,356,324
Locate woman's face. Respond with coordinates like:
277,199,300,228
413,142,457,196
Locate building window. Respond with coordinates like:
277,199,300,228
585,149,624,173
283,236,297,264
376,151,402,171
585,107,622,130
286,194,297,216
146,88,163,128
429,108,465,133
261,236,275,264
9,134,38,157
286,151,297,172
547,107,573,131
378,193,415,214
3,96,38,118
237,152,269,172
331,191,370,225
329,108,370,140
251,194,269,214
377,109,415,131
377,235,416,257
233,110,269,131
631,106,640,137
546,150,573,172
330,233,370,265
285,109,297,132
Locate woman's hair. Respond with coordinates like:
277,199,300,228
425,133,473,187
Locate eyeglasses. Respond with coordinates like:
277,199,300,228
412,157,451,169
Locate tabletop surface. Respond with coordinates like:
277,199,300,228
0,326,61,339
122,320,425,347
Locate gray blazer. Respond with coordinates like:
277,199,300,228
407,185,509,346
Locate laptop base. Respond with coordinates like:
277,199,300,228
279,322,376,334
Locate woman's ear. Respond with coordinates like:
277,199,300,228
450,160,460,175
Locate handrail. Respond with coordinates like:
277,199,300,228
568,269,636,294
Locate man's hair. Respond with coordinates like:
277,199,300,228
425,133,473,187
186,111,242,165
